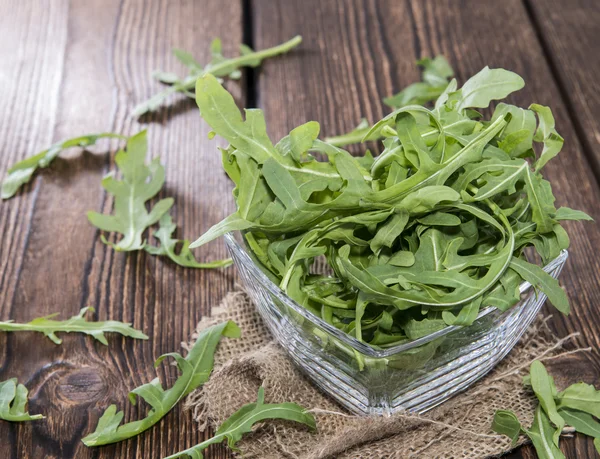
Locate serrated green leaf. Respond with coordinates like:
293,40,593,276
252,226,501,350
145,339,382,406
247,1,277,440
162,387,315,459
0,307,147,345
1,132,125,199
133,36,302,117
82,321,240,446
523,168,557,234
87,131,174,252
145,214,232,268
0,378,44,422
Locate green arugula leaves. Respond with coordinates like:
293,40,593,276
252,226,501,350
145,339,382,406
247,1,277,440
0,378,44,422
133,36,302,117
0,307,147,345
86,131,232,267
383,56,454,109
87,131,174,251
82,320,240,446
163,387,315,459
145,214,233,268
193,63,592,359
493,361,600,456
1,132,126,199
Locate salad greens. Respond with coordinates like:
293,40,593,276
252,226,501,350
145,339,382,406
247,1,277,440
144,214,233,268
1,132,126,199
0,378,44,422
326,56,456,147
87,130,174,252
493,361,600,456
163,387,315,459
86,131,232,267
82,320,239,446
192,65,591,352
0,307,147,345
132,35,302,117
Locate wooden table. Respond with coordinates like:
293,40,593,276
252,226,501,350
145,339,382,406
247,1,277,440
1,0,599,457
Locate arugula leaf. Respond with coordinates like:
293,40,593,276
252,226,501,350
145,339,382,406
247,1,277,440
530,104,564,171
491,409,522,445
554,207,593,221
455,67,525,111
523,168,557,234
325,118,372,147
492,406,564,458
529,360,564,446
132,36,302,117
557,382,600,418
527,406,566,459
1,132,125,199
82,320,240,446
87,130,174,251
495,361,600,457
0,379,44,422
384,56,454,108
162,387,315,459
509,257,569,315
145,214,232,268
559,408,600,439
0,307,147,345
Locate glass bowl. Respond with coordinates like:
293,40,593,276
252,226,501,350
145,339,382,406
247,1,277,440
224,231,568,416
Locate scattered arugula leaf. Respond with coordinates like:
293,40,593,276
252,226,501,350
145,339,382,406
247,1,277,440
493,361,600,457
82,320,240,446
1,132,125,199
145,214,233,268
133,35,302,117
0,378,44,422
0,307,147,345
162,386,315,459
87,130,174,251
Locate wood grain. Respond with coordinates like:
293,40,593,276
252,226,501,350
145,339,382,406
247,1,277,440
0,0,241,458
1,0,600,458
252,0,600,458
526,0,600,178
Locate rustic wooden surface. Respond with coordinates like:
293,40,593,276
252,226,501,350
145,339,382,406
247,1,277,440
0,0,598,458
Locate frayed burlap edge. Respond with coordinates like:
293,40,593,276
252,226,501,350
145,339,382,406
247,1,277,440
184,290,589,459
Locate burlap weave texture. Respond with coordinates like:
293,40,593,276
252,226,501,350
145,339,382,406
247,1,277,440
185,291,581,459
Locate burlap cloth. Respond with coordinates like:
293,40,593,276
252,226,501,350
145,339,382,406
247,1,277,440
184,291,586,459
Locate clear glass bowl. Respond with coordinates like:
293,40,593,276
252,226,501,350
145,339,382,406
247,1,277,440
225,231,568,416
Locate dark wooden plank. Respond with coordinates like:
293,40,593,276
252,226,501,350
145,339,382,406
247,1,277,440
0,0,241,458
252,0,600,457
526,0,600,179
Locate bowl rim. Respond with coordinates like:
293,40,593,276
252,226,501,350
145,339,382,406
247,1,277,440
225,231,569,358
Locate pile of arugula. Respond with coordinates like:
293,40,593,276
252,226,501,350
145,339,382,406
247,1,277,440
493,361,600,457
191,62,592,352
